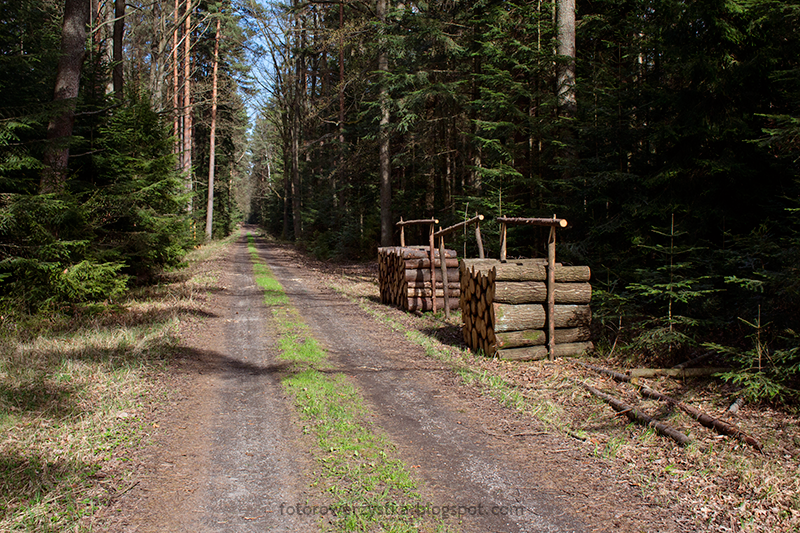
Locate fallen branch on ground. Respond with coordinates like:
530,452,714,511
629,367,730,379
574,379,691,447
574,361,763,452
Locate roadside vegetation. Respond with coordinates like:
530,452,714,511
0,236,236,531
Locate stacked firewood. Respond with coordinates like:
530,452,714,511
378,246,461,312
460,258,593,360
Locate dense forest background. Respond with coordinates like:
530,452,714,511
2,0,800,402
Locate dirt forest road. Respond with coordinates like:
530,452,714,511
100,228,693,532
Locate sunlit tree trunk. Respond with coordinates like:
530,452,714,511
291,3,302,240
377,0,391,246
112,0,124,99
183,0,193,213
556,0,576,117
205,16,221,241
41,0,90,194
172,0,180,147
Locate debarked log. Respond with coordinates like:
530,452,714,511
407,297,461,312
498,342,594,361
494,282,592,305
408,280,460,289
405,257,460,269
495,327,591,348
493,303,591,332
405,267,460,283
629,367,730,380
461,259,590,282
407,287,461,298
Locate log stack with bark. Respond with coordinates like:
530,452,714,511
378,246,461,312
459,258,593,360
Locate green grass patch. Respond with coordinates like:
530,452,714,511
282,369,433,532
245,234,448,533
247,234,289,307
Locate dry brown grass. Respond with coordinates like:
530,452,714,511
0,235,234,531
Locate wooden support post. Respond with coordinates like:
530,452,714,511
494,216,569,360
500,222,508,262
475,216,485,259
439,232,450,319
399,217,405,247
429,222,436,313
547,223,556,360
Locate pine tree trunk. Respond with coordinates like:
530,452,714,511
556,0,576,117
183,0,193,214
172,0,180,149
336,0,345,210
205,16,220,242
104,0,114,95
41,0,90,194
377,0,391,247
112,0,125,100
291,5,302,240
281,107,291,240
149,1,166,108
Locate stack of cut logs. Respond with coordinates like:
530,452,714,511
378,246,461,312
460,258,593,360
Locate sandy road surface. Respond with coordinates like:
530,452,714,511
99,232,315,532
100,229,691,532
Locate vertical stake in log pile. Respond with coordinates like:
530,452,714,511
399,217,405,247
547,221,556,360
497,216,568,360
475,214,485,259
429,222,436,313
500,221,508,262
432,215,485,320
439,231,450,318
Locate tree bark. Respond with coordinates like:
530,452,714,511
492,303,591,332
499,342,593,361
112,0,125,100
172,0,180,149
41,0,90,194
291,3,303,240
461,258,591,283
338,0,345,164
493,281,592,305
555,0,576,117
378,0,392,247
182,0,193,213
205,15,221,242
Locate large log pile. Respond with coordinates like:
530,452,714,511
378,246,461,312
460,258,593,360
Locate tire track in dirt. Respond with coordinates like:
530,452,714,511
256,236,588,533
99,233,316,532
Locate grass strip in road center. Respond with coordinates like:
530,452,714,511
245,233,450,533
